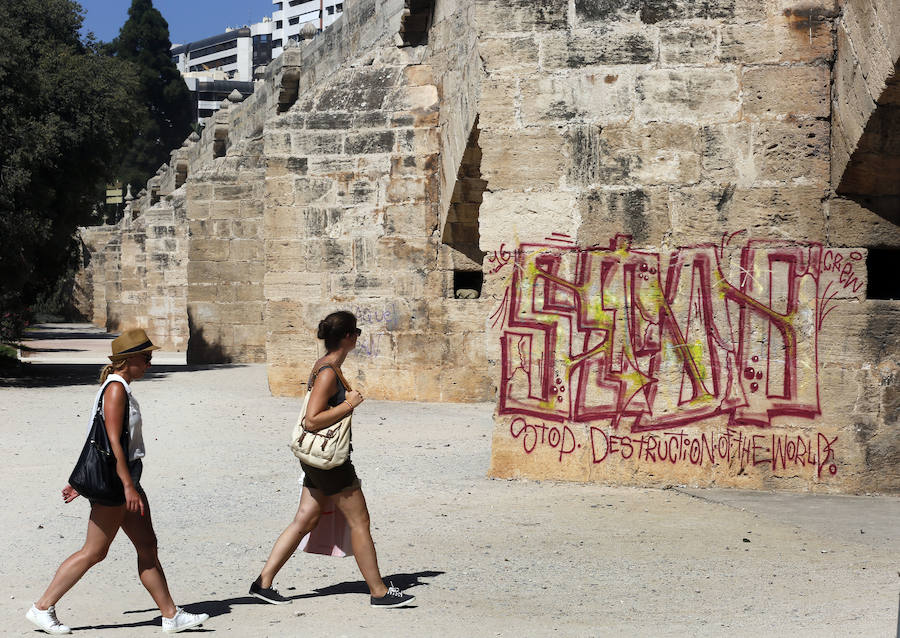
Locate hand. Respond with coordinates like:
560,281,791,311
61,484,80,503
125,485,145,516
346,390,364,408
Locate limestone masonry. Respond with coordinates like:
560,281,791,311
76,0,900,493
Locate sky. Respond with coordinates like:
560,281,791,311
77,0,274,45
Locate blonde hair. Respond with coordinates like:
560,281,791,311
99,359,129,384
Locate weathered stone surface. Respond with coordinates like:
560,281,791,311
741,66,830,119
659,25,718,65
75,0,900,494
542,28,657,69
520,71,635,125
636,69,740,123
566,123,702,187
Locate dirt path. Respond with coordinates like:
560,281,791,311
2,326,899,636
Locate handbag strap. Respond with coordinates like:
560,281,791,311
310,364,353,392
98,381,131,451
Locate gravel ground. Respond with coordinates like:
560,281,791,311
2,357,899,637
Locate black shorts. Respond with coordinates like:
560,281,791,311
88,459,145,507
300,458,359,496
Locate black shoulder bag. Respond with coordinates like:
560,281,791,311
68,383,131,506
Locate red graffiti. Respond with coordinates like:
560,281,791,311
589,427,838,477
497,235,829,432
509,417,577,462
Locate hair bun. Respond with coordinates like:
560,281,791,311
316,320,328,339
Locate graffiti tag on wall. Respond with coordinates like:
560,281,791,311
491,234,856,476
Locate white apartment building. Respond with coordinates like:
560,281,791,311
171,19,275,83
271,0,344,58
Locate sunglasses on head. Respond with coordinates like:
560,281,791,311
351,328,362,337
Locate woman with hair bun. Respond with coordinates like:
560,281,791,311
249,311,415,608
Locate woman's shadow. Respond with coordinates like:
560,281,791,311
102,570,443,628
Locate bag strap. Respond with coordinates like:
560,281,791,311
99,381,131,451
310,364,353,392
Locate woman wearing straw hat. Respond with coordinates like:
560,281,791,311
26,329,210,635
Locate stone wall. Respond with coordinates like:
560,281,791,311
75,0,900,492
479,0,900,492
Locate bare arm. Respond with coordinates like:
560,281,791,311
303,367,362,432
103,383,144,515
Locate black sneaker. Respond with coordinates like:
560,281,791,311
249,577,292,604
370,583,415,608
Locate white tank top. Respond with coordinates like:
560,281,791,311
87,374,145,461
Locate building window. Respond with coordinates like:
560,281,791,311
275,20,282,28
288,16,300,25
336,3,343,10
326,6,334,14
189,39,237,60
273,39,282,48
189,54,238,72
274,2,283,8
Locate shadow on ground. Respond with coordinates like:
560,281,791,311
113,571,442,625
0,364,247,388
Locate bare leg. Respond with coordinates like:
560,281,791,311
35,504,125,609
333,487,388,598
121,492,177,619
258,487,327,588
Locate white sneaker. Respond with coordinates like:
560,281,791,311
161,607,209,633
26,604,71,635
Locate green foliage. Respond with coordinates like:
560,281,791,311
106,0,193,192
0,0,139,322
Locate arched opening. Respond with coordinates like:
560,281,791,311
398,0,434,48
442,118,486,299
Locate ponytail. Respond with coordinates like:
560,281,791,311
99,360,128,384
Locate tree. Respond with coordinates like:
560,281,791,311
105,0,193,193
0,0,139,337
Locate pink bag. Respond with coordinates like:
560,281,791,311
299,500,353,557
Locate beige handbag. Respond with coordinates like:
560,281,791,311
289,365,352,469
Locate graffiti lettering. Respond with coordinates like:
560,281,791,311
590,427,838,477
509,417,577,462
497,235,827,432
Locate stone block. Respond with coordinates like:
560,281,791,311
826,197,900,248
479,191,579,249
395,128,441,155
475,0,568,33
383,85,440,112
384,203,439,235
479,36,540,72
294,177,335,204
375,237,435,269
742,66,830,119
480,127,566,190
188,238,230,261
668,185,828,244
478,76,518,129
292,131,344,155
659,25,718,65
344,130,396,155
185,183,213,201
265,177,295,207
314,67,401,112
577,186,671,246
721,20,833,64
265,240,307,272
386,176,428,203
264,272,325,301
700,123,755,186
520,70,635,126
230,239,263,261
566,123,701,188
752,119,830,185
636,69,740,124
542,28,657,69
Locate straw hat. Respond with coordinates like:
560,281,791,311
109,328,161,362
